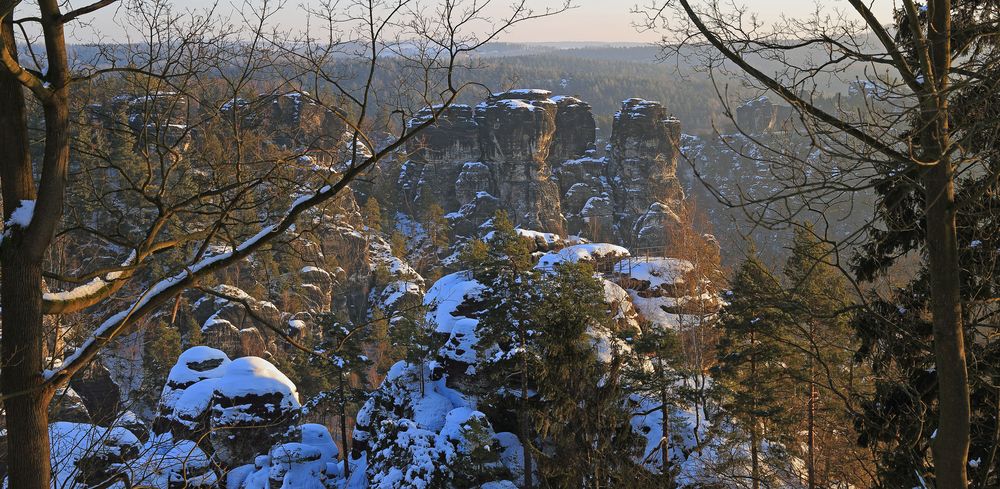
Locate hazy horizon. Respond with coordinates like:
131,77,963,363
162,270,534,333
54,0,896,45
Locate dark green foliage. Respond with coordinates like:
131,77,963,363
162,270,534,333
531,261,652,488
388,305,443,396
713,253,794,434
848,9,1000,487
466,211,538,382
362,197,383,233
139,318,182,410
711,251,796,487
782,225,863,487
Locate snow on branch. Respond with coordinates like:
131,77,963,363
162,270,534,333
43,97,460,387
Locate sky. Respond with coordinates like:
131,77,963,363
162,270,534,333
489,0,894,44
57,0,897,45
493,0,897,43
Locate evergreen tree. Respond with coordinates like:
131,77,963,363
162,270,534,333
390,230,408,259
531,262,651,488
711,251,794,489
138,318,182,411
782,224,858,488
312,314,374,481
389,306,443,398
362,197,383,233
465,210,539,488
422,202,451,251
630,320,685,487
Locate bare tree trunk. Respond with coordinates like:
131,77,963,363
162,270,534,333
924,156,970,487
521,327,534,489
924,2,970,486
0,16,57,489
807,369,816,489
807,321,816,489
750,419,760,489
658,357,673,488
339,373,351,482
750,330,760,489
1,255,56,489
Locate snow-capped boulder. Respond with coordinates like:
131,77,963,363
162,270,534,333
209,357,301,467
356,362,514,487
192,286,281,358
49,386,91,423
122,434,217,489
423,271,486,370
230,422,343,488
48,421,141,488
535,243,631,272
156,346,231,433
157,348,301,468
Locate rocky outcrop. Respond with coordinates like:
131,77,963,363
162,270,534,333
735,95,795,134
68,361,123,425
156,349,301,468
221,91,348,151
400,90,601,237
475,89,565,233
549,95,597,162
208,357,301,467
608,98,685,247
401,105,481,212
398,92,685,247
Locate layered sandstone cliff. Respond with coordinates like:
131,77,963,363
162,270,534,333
399,91,685,247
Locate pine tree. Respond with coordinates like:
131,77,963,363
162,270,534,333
712,250,794,489
782,224,856,488
531,261,651,488
422,202,450,251
312,314,373,481
390,230,408,259
362,197,383,233
139,318,182,411
630,321,684,487
389,306,442,398
466,210,539,488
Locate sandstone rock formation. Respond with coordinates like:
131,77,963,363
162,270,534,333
399,91,685,247
477,89,566,232
735,95,795,134
607,98,685,248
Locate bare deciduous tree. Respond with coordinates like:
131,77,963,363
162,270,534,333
0,0,569,486
637,0,1000,486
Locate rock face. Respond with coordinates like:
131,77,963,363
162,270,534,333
220,91,348,151
401,104,481,212
398,91,684,247
735,95,795,134
608,98,685,248
156,348,301,468
477,89,565,233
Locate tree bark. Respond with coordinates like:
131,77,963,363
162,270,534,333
924,156,970,487
923,2,970,487
658,358,673,489
339,373,351,482
520,327,533,489
807,370,816,489
1,254,56,489
807,323,816,489
0,15,57,489
750,329,760,489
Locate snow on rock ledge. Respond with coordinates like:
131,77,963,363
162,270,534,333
157,348,301,468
